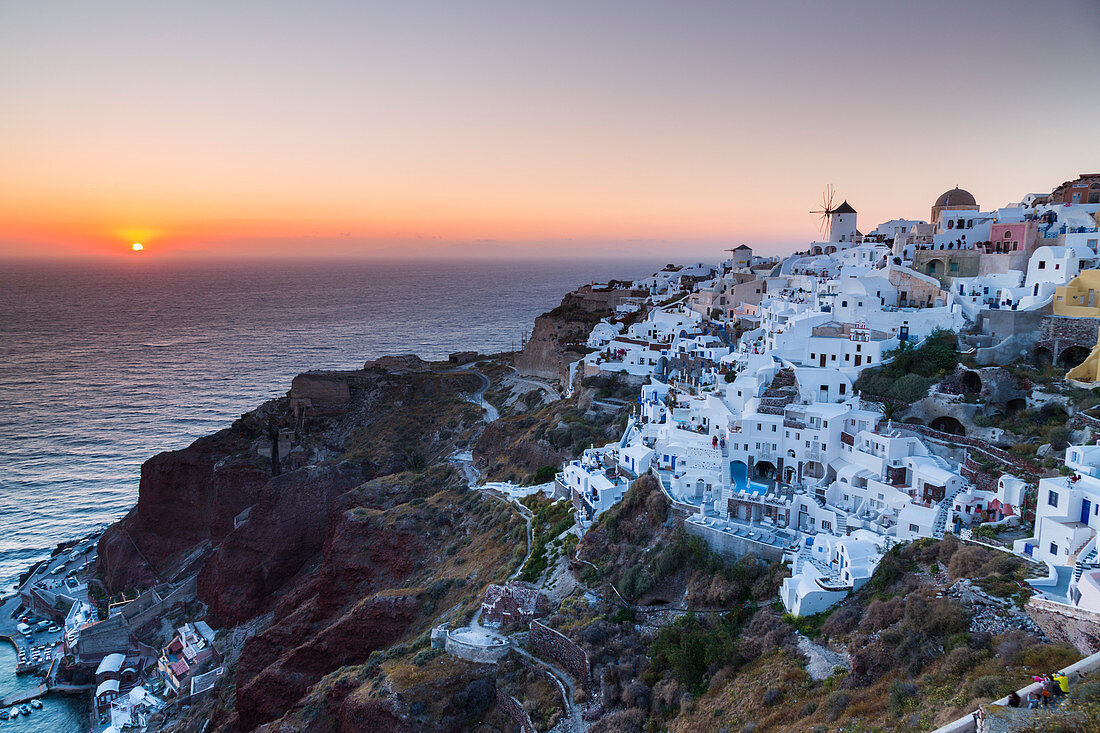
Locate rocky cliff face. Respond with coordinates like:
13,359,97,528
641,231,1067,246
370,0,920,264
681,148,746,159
97,363,528,732
514,292,609,383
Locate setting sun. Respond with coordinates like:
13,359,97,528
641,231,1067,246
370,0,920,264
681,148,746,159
131,242,144,252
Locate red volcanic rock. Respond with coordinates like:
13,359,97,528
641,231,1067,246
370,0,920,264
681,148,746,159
197,464,362,627
98,430,269,592
234,594,421,731
334,700,420,733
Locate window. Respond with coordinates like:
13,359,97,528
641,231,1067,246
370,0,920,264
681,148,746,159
1050,542,1059,556
772,424,777,432
910,524,920,532
839,384,846,395
1048,490,1059,507
1038,261,1046,269
950,262,959,272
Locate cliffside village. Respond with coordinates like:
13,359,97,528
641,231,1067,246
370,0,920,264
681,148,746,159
551,174,1100,620
6,173,1100,732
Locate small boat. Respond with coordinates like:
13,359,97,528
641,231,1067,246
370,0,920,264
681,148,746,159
8,706,19,717
30,699,43,709
19,704,31,715
0,709,8,720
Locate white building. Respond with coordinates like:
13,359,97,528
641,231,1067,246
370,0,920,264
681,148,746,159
1016,445,1100,570
562,448,634,525
781,531,885,616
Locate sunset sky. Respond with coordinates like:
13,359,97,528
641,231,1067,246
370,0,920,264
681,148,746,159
2,0,1098,260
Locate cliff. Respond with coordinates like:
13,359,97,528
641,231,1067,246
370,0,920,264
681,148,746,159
514,291,610,383
96,363,533,731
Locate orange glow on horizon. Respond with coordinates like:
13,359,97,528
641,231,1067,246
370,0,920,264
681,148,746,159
2,1,1097,260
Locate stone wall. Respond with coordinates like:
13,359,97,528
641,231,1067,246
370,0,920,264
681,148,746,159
123,577,198,634
1027,597,1100,655
288,372,351,417
685,521,787,562
444,631,511,664
900,424,1038,480
495,688,535,733
529,620,590,688
572,285,649,311
1039,315,1100,362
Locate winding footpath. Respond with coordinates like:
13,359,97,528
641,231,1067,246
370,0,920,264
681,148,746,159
512,645,586,733
447,366,584,730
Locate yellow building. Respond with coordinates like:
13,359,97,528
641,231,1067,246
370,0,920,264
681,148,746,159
1053,270,1100,317
1067,332,1100,383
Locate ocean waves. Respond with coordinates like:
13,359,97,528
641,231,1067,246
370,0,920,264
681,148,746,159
0,257,654,588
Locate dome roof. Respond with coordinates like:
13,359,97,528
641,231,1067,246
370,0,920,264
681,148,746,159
935,187,976,208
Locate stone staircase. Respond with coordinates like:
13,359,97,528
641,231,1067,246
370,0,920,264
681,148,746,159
758,368,798,415
792,539,813,575
835,513,848,537
811,494,849,537
932,485,964,539
1074,545,1099,582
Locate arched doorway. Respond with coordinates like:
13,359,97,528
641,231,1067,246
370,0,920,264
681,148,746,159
1059,345,1091,371
960,370,982,395
1005,397,1026,415
783,466,796,484
930,415,966,436
1033,346,1053,366
754,460,776,480
804,461,825,480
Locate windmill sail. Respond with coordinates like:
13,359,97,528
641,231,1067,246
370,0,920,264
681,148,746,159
810,184,838,241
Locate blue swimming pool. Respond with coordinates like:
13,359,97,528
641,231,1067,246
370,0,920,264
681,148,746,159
730,461,769,495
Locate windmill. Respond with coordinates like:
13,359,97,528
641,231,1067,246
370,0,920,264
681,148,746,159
810,184,839,241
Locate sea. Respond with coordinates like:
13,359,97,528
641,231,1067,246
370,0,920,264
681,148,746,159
0,257,663,588
0,257,657,732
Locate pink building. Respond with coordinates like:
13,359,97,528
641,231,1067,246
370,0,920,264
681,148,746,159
982,221,1039,254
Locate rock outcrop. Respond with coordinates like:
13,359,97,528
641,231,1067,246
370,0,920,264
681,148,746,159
96,361,525,732
515,292,611,382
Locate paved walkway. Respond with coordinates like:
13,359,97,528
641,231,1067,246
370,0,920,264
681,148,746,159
512,645,586,733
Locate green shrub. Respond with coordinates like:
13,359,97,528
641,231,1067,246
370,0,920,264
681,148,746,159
824,691,850,721
969,674,1008,699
